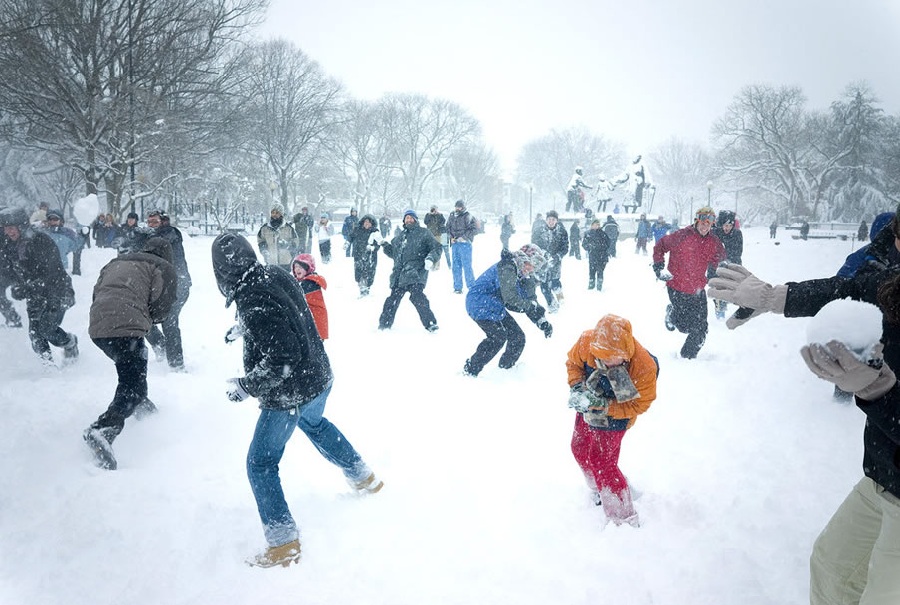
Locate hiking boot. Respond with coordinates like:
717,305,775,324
63,334,79,362
462,359,479,377
426,324,439,333
247,539,301,568
350,472,384,494
83,427,118,470
38,350,55,369
588,279,595,290
664,305,676,331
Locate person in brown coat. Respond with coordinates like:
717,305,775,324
83,236,178,470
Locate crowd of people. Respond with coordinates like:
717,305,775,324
5,187,897,605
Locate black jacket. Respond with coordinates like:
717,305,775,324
784,271,900,497
212,233,332,410
582,228,610,262
381,222,441,289
712,226,743,265
154,223,192,294
3,227,74,308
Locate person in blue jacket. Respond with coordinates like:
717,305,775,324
462,244,553,377
836,212,896,278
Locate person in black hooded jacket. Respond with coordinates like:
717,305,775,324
211,232,383,568
708,256,900,604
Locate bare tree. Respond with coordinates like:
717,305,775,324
516,126,624,210
377,93,481,212
445,142,501,212
239,39,343,212
648,137,711,224
0,0,265,214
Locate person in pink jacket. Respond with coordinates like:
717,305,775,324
651,206,725,359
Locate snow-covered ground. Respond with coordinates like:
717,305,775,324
0,222,867,604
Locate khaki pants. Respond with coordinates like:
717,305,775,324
810,476,900,604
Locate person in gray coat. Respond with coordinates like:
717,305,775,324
82,236,178,471
378,209,442,332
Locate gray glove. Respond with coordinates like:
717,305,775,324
707,264,788,314
226,377,251,402
537,317,553,338
725,307,766,330
800,341,896,401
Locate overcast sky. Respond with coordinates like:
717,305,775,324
259,0,900,174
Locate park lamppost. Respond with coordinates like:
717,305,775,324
706,181,713,206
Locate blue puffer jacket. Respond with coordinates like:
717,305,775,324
465,250,544,323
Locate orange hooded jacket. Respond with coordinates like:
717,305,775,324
566,314,658,429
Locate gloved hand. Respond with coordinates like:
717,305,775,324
10,285,26,300
537,318,553,338
424,259,435,271
226,377,251,402
343,241,350,252
652,262,672,281
568,383,591,412
368,231,384,246
725,307,766,330
707,264,788,313
366,244,375,252
224,324,244,344
800,341,896,401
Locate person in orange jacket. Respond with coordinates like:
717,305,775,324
566,314,659,527
291,253,328,340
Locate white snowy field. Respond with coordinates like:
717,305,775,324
0,221,869,605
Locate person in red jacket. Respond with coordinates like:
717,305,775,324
291,253,328,340
651,206,725,359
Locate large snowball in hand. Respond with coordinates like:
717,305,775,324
807,299,883,360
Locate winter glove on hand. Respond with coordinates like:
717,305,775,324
368,231,384,246
343,241,350,252
652,262,672,281
226,378,251,402
568,383,592,412
707,264,788,313
224,324,244,344
537,318,553,338
725,307,767,330
424,259,435,271
801,341,896,401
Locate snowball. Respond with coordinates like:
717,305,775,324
73,194,99,226
807,299,883,360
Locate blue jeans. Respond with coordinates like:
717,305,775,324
451,242,475,291
246,385,370,546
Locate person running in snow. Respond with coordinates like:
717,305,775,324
0,206,79,366
707,249,900,605
291,253,329,340
349,214,382,297
567,314,658,527
378,209,442,332
462,244,553,377
531,210,569,313
82,236,177,470
581,218,611,291
710,210,743,320
145,208,192,371
212,233,383,568
652,206,725,359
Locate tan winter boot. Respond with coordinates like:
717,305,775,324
351,472,384,494
247,539,301,568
